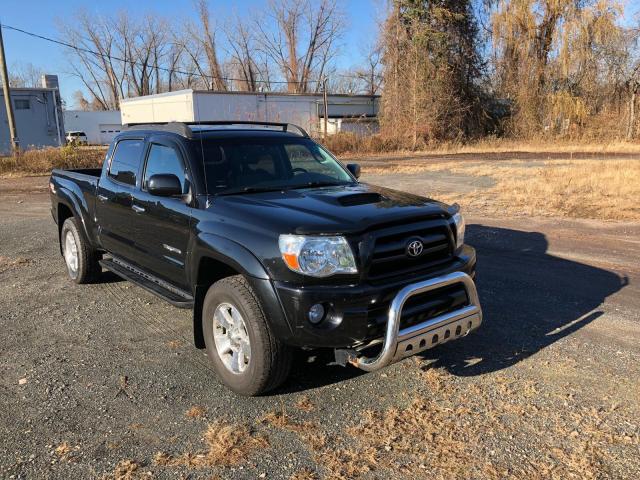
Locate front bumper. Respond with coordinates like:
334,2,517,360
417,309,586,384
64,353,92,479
273,245,478,349
338,271,482,371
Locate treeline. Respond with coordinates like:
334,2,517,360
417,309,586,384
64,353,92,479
382,0,640,142
55,0,640,141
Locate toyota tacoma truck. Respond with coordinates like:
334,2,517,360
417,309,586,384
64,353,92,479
49,121,482,396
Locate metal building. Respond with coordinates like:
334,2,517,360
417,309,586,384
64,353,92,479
0,77,65,154
119,89,379,136
63,110,122,145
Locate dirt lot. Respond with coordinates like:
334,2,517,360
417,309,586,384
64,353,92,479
1,160,639,479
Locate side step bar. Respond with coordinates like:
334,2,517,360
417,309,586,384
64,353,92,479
99,257,194,309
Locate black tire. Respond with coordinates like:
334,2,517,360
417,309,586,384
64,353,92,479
202,275,292,396
60,217,101,284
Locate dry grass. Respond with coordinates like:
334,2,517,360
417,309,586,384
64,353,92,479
154,420,268,469
105,459,139,480
294,395,315,412
432,138,640,155
321,132,640,157
261,409,316,433
0,256,32,273
259,364,638,480
0,145,106,177
185,405,207,419
289,467,319,480
366,158,640,220
53,442,78,463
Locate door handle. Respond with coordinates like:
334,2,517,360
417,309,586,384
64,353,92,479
131,205,145,214
97,194,108,202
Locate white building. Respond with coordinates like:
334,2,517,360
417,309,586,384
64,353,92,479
119,89,379,136
63,110,122,145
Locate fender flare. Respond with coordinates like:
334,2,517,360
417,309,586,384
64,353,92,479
55,186,92,254
189,233,293,348
189,232,270,282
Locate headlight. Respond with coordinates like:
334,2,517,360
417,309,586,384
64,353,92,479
452,212,465,249
278,235,357,277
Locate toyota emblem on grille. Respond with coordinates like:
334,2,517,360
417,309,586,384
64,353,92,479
406,239,424,257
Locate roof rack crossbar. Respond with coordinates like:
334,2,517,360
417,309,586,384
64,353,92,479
124,120,309,138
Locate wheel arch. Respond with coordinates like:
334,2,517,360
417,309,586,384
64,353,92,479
56,185,91,253
56,196,88,255
190,233,272,349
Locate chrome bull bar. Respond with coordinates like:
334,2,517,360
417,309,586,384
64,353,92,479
349,271,482,372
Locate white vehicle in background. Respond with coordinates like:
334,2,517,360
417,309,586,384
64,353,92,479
65,131,88,145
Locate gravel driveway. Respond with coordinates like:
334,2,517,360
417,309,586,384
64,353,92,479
1,176,638,479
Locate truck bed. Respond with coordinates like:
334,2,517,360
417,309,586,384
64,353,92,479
52,168,102,179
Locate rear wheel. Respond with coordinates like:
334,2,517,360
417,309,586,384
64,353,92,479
202,275,292,396
61,217,101,284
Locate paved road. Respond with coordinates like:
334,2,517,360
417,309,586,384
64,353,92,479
1,177,638,479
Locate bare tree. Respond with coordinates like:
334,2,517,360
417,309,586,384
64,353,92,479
6,62,45,88
354,43,383,95
225,14,268,91
193,0,227,90
256,0,345,93
60,11,125,109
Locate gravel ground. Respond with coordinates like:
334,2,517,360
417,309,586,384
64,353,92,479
0,174,639,479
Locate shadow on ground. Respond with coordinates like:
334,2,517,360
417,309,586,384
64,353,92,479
281,224,627,392
419,224,627,376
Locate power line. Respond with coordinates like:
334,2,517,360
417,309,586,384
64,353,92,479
1,23,378,87
1,22,307,85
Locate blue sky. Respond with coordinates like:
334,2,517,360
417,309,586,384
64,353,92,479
2,0,638,108
1,0,384,107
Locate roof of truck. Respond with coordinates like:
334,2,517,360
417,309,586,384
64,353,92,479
123,121,309,139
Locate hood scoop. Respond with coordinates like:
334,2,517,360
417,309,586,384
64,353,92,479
336,192,385,206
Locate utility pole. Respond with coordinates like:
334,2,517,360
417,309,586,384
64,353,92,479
0,23,19,154
322,76,329,139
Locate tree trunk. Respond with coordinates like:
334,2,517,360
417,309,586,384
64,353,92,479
627,87,637,140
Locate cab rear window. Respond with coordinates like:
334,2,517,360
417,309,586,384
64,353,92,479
108,139,144,186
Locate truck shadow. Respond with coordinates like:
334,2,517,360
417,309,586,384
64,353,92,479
418,224,628,376
280,223,627,392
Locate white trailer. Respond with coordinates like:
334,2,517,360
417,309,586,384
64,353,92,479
119,90,379,136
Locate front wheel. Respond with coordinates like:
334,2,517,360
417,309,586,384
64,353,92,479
202,275,292,396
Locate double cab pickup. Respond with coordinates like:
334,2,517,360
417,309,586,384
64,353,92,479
50,121,482,395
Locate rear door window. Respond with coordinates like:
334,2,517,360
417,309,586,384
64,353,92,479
108,139,144,186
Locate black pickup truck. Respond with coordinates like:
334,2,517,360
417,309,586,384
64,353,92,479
50,121,482,395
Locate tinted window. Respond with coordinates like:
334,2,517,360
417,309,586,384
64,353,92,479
108,139,144,186
144,144,188,194
200,139,353,194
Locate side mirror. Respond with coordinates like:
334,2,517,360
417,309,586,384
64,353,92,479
147,174,183,197
346,163,361,179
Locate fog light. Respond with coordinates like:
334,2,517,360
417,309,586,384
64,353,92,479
308,303,325,324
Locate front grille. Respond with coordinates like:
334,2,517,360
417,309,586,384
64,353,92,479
367,283,469,335
365,219,454,282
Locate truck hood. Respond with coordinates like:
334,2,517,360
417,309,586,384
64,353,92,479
208,183,452,235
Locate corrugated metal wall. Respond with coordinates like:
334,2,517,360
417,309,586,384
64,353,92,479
0,88,64,154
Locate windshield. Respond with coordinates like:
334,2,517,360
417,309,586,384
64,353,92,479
199,138,355,195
